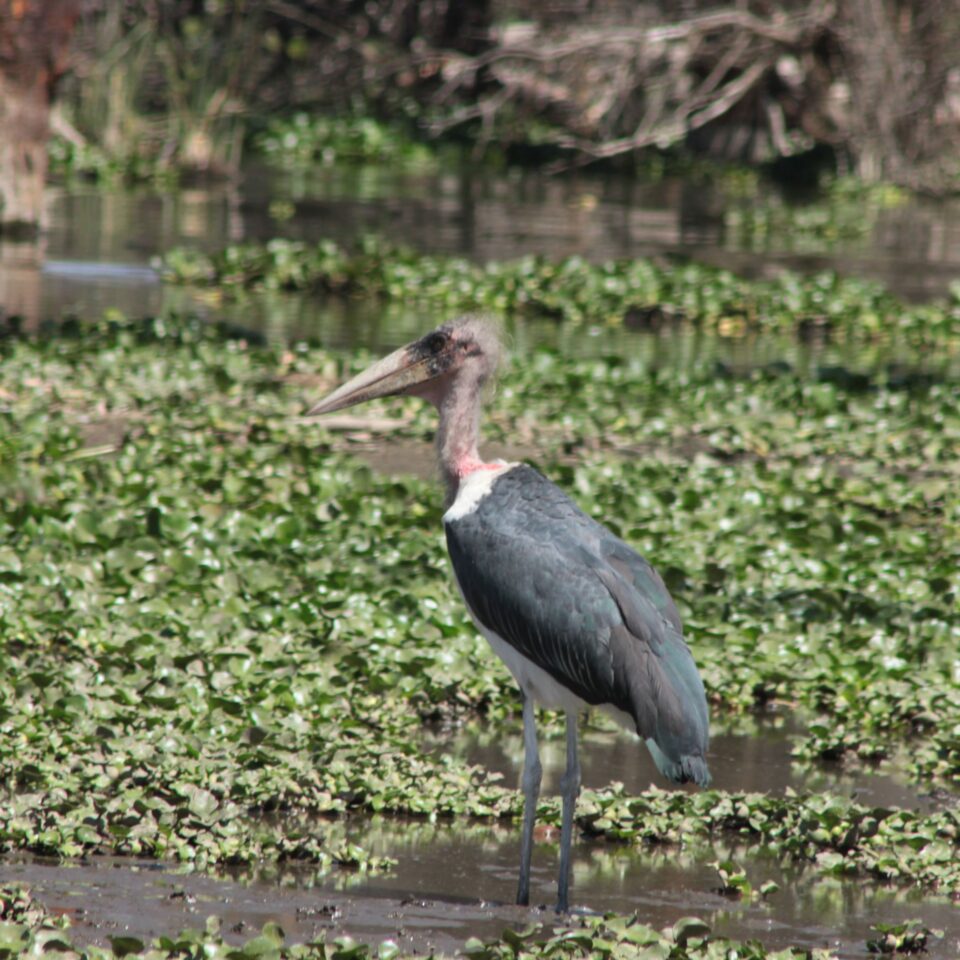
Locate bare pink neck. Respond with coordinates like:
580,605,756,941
435,374,494,502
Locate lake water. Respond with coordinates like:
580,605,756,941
3,161,960,361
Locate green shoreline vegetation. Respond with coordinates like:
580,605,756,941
47,114,441,186
1,242,958,956
158,236,960,342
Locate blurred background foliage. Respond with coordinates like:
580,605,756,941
44,0,960,188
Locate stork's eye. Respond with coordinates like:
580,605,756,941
424,331,449,354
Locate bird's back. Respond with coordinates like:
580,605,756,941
444,463,710,787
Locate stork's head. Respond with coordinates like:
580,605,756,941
307,314,502,416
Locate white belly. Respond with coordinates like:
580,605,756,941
468,613,587,713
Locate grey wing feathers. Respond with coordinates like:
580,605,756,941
444,465,710,787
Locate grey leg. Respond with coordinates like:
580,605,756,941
556,709,580,913
516,693,542,906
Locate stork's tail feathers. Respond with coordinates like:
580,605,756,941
645,739,711,788
626,637,712,789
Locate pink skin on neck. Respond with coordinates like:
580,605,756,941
454,455,500,478
409,365,496,498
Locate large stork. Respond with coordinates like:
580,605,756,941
308,315,710,912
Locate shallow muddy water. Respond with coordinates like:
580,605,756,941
3,812,958,959
430,715,950,814
3,721,956,957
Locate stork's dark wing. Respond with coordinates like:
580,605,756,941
444,464,709,786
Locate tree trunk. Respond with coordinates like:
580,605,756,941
0,0,79,232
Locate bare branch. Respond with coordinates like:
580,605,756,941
556,57,774,162
424,2,839,172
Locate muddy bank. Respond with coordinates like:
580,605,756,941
2,721,956,957
3,831,958,960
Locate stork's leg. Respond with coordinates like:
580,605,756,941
516,692,542,906
556,709,580,913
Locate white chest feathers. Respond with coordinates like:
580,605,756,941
443,462,515,522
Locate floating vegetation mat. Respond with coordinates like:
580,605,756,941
160,236,960,343
1,303,958,955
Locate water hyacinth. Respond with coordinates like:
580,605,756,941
0,301,958,953
159,236,960,343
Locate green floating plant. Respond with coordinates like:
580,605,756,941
0,310,957,901
158,235,960,343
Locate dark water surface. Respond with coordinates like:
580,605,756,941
428,715,949,814
3,163,960,358
39,164,960,299
2,721,957,957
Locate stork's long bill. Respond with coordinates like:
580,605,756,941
307,327,460,416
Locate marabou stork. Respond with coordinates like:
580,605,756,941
308,315,710,913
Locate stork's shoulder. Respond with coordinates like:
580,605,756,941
444,461,682,633
442,462,575,525
444,461,525,523
446,461,643,539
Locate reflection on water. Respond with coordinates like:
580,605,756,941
0,240,43,323
3,814,958,959
322,815,960,960
3,163,960,347
426,714,949,814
